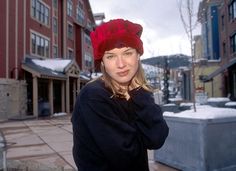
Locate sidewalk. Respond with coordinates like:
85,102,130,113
0,115,178,171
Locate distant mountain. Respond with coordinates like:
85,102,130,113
141,54,191,69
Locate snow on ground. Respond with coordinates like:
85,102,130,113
225,101,236,106
207,97,230,102
164,105,236,119
52,112,67,117
164,97,236,119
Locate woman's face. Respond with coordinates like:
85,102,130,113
102,47,140,86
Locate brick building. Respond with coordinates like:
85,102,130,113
196,0,236,100
0,0,96,119
217,0,236,100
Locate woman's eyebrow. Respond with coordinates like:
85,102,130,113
124,48,132,52
104,52,114,55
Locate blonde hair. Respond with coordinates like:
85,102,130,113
100,60,153,97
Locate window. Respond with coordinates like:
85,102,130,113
53,17,58,33
233,71,236,97
86,20,92,30
45,40,49,57
229,0,236,21
31,33,36,54
67,23,73,39
44,8,49,25
53,46,58,58
223,42,226,55
40,38,45,56
85,34,91,46
221,15,225,30
31,0,50,26
67,0,73,16
230,33,236,53
68,49,74,59
31,0,36,17
36,36,40,55
53,0,58,9
31,32,50,58
76,2,85,24
85,53,92,68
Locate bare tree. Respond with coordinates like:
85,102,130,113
177,0,199,112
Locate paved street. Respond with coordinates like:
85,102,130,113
0,115,178,171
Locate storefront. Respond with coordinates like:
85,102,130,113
22,57,80,117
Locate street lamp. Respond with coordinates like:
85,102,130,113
163,57,170,104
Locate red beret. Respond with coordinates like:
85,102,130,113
90,19,144,61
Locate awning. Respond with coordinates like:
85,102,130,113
22,56,80,80
203,58,236,82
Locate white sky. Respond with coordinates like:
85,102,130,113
89,0,202,59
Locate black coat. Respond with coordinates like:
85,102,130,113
71,79,169,171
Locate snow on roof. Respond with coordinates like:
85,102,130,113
32,58,71,72
164,105,236,119
80,74,90,80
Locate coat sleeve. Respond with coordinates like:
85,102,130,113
129,88,169,149
73,89,144,170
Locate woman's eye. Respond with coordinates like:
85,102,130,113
106,55,114,59
124,51,133,56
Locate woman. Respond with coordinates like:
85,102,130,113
71,19,169,171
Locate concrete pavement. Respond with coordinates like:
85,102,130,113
0,115,178,171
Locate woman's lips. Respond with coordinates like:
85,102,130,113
117,70,129,77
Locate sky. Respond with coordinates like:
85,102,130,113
89,0,202,59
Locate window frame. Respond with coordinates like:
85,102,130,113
31,31,50,58
68,48,74,59
31,0,50,26
67,0,73,17
230,33,236,53
67,23,74,40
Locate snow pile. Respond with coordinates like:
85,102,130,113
52,112,67,117
91,72,102,79
207,97,230,102
180,102,194,107
225,101,236,106
164,105,236,119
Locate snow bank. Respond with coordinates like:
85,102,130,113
207,97,230,102
225,101,236,106
164,105,236,119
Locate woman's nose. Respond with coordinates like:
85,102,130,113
116,56,126,68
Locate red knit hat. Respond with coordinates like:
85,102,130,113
90,19,144,61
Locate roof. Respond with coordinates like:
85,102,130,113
202,58,236,82
22,57,79,80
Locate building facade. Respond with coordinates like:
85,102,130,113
217,0,236,100
198,0,221,60
197,0,236,100
0,0,96,119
